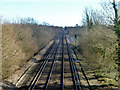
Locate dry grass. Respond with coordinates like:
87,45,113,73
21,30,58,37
67,26,119,86
2,23,61,80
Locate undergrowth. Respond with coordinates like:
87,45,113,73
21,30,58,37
66,26,119,87
2,23,61,80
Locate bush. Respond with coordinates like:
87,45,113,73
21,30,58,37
2,23,61,79
67,26,119,86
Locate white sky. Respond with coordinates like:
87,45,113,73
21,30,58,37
1,0,120,26
1,0,101,2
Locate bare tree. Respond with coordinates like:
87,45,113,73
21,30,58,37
42,22,50,26
83,8,93,29
101,0,119,25
19,18,37,24
82,8,105,28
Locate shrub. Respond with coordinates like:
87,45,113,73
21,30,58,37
2,23,61,79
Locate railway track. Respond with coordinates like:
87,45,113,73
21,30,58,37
65,35,81,90
28,35,61,90
16,31,91,90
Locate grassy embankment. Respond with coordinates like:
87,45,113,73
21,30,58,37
66,26,119,87
2,23,61,80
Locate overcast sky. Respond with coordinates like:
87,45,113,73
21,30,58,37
1,0,120,26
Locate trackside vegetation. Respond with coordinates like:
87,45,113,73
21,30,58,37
67,0,120,88
2,18,61,80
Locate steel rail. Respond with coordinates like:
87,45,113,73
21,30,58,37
65,36,78,90
61,34,64,90
16,39,56,87
28,39,58,90
44,36,62,90
27,33,89,90
72,59,81,90
65,35,81,90
72,48,91,90
68,35,91,90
